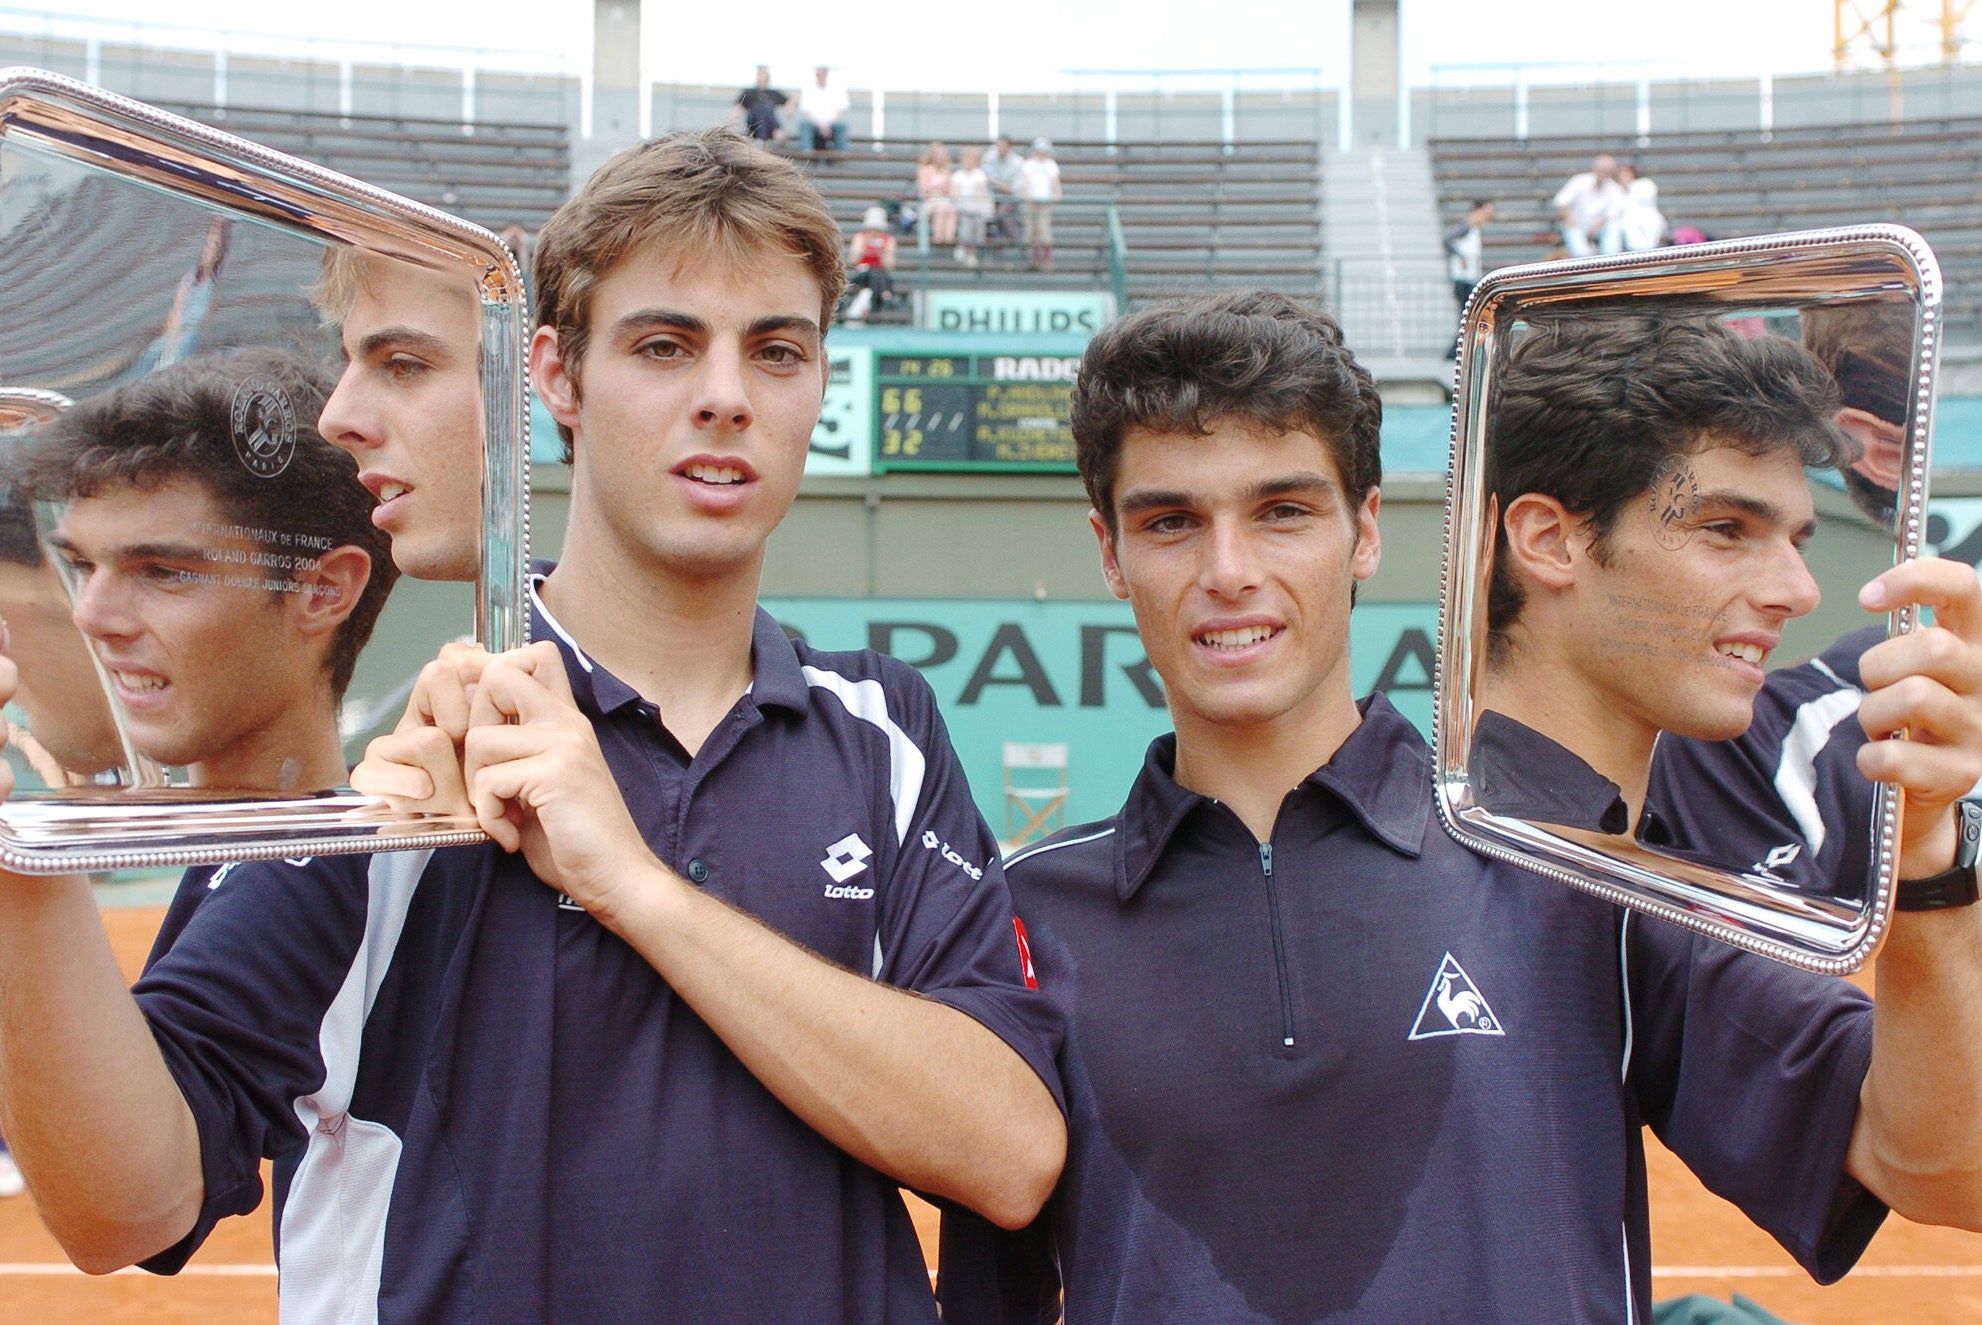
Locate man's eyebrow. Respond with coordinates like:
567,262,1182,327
1117,487,1195,516
1697,489,1819,539
747,313,823,341
117,540,224,562
1245,471,1341,503
358,326,450,359
48,533,218,563
606,309,822,341
609,308,707,339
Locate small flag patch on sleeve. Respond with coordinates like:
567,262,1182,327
1013,916,1039,989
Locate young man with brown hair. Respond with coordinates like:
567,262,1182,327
0,130,1063,1322
939,290,1982,1323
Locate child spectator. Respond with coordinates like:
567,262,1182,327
844,205,897,323
1021,137,1062,271
917,142,958,249
1601,161,1666,253
952,147,993,267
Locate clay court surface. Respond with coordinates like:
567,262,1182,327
2,904,1978,1323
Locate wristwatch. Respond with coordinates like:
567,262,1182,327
1897,799,1982,911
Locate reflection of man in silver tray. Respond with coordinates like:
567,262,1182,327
26,350,398,792
315,249,486,582
1478,314,1855,834
1650,300,1921,894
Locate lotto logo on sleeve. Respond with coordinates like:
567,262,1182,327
920,829,985,880
821,833,876,898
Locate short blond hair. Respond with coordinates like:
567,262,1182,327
534,128,847,459
312,246,386,322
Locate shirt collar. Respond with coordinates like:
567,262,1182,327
1114,692,1434,901
526,566,809,719
1470,709,1631,837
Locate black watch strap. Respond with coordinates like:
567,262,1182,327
1898,799,1982,911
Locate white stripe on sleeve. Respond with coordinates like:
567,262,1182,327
276,849,431,1325
802,666,928,846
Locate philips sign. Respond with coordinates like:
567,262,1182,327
924,291,1116,336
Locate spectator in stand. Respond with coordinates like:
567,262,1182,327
128,218,231,381
984,135,1025,246
797,65,850,154
1443,198,1494,308
844,204,897,323
1021,138,1063,272
952,147,994,268
1442,197,1494,358
1601,160,1667,253
917,142,959,250
1552,152,1622,259
731,65,788,142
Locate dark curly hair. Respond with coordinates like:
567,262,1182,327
1071,289,1383,530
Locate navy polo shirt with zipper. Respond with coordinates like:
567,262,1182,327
939,692,1882,1324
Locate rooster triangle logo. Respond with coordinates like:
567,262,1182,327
1408,953,1506,1041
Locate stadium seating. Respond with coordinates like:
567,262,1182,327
149,100,571,233
1430,120,1982,337
786,138,1324,308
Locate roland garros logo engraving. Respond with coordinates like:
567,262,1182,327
230,377,297,478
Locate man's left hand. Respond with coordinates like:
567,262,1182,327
1856,556,1982,878
460,642,661,916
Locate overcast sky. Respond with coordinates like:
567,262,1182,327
12,0,1970,91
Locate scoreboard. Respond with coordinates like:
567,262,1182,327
873,353,1078,472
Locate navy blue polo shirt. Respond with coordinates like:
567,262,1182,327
132,575,1061,1323
1472,708,1681,845
938,693,1882,1324
1650,625,1884,897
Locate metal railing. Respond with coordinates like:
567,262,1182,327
1421,58,1982,145
1105,204,1129,310
1321,254,1458,359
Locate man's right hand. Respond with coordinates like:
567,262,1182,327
0,653,17,802
349,642,491,815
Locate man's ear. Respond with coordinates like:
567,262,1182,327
1500,492,1582,591
1834,406,1906,490
288,546,372,636
1089,509,1130,601
1350,486,1382,583
531,325,581,431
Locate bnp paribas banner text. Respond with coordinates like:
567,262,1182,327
765,599,1439,841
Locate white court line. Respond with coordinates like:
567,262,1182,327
1656,1265,1982,1277
0,1263,276,1276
